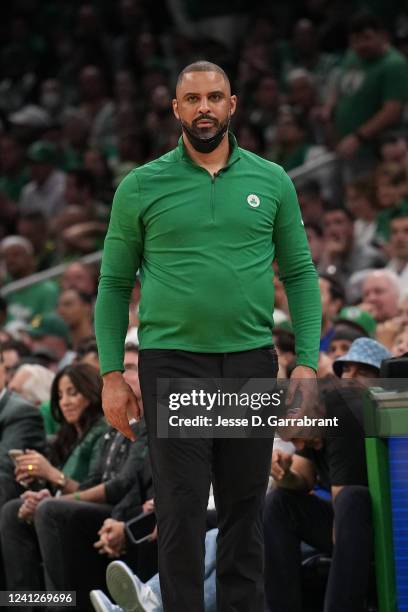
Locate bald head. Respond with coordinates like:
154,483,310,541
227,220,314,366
176,61,230,94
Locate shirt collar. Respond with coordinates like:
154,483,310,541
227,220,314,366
177,131,241,168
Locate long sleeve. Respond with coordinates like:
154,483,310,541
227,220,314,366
104,424,148,504
95,172,144,375
61,418,108,483
0,394,45,477
273,170,322,370
111,455,154,522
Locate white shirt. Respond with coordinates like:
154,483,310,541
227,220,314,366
19,169,66,218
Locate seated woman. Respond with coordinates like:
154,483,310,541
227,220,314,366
0,363,107,591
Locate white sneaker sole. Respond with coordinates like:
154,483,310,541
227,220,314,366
106,561,146,612
90,590,117,612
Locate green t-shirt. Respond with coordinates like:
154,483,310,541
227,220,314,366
269,143,311,172
95,133,322,373
334,46,408,138
375,197,408,242
6,280,60,323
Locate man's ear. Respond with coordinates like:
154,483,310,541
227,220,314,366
230,94,237,118
172,99,180,120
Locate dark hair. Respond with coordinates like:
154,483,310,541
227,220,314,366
49,363,103,466
389,209,408,222
76,336,98,359
295,179,321,198
330,327,365,343
319,273,346,303
304,222,323,237
349,11,383,34
0,339,32,358
273,329,296,354
61,287,93,305
176,61,230,91
67,169,96,197
324,206,355,223
124,342,139,354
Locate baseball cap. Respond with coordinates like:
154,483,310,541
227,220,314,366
335,306,377,337
27,141,57,164
333,338,392,377
28,313,69,342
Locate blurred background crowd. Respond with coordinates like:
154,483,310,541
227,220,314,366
0,0,408,610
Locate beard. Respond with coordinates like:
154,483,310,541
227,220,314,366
181,113,230,153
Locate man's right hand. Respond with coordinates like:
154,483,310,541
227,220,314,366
102,372,142,441
271,449,293,481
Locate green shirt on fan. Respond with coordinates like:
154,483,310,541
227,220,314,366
95,133,321,374
334,46,408,139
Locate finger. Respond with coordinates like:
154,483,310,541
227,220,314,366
274,466,284,479
105,406,136,441
271,463,283,478
126,397,141,423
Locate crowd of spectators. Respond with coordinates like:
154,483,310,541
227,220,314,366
0,0,408,611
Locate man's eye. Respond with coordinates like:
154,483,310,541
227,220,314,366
210,94,221,101
187,96,198,103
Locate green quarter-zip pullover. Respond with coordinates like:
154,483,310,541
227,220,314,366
95,133,321,374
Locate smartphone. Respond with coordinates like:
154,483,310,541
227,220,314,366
125,511,156,545
8,449,24,465
8,449,29,488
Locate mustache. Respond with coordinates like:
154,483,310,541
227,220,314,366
192,115,219,127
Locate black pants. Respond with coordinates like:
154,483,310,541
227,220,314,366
264,485,373,612
0,497,113,612
138,347,278,612
0,476,25,589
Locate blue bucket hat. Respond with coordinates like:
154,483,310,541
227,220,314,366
333,337,392,377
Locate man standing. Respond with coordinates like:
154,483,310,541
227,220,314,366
95,61,321,612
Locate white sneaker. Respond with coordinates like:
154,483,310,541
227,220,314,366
90,590,123,612
106,561,161,612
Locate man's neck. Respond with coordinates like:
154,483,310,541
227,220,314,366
182,132,230,176
12,268,34,280
393,257,408,273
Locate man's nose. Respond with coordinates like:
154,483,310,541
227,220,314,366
344,365,357,379
198,97,210,113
